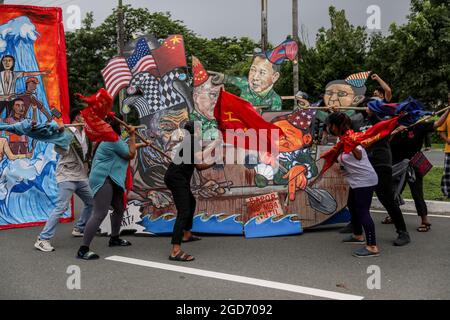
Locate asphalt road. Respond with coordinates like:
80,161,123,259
424,149,445,167
1,210,449,300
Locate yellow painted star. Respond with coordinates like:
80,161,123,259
170,35,182,45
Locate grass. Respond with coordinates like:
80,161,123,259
431,143,445,150
402,167,450,202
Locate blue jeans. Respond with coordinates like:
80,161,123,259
39,181,94,241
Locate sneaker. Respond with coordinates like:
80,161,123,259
72,228,84,237
339,223,354,234
342,235,365,244
394,231,411,247
352,247,380,258
34,238,55,252
109,238,132,247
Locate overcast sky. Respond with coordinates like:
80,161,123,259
5,0,412,45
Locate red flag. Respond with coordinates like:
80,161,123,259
214,89,284,153
80,108,119,143
75,88,113,119
151,35,187,76
313,117,399,184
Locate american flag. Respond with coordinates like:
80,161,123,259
345,71,371,88
102,57,132,98
127,38,157,74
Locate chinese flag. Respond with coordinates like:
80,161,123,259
214,89,284,153
151,35,187,76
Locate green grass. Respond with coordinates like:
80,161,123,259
402,167,450,202
431,143,445,150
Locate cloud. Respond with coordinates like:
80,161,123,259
0,38,6,53
0,16,39,42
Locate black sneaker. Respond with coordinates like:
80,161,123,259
109,238,132,247
339,223,354,234
393,231,411,247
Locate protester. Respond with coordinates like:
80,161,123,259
438,97,450,199
76,115,146,260
352,101,410,246
390,108,450,232
371,74,393,102
35,109,93,252
164,121,220,262
326,112,380,258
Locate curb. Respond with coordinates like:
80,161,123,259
372,198,450,217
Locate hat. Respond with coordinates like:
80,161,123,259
192,56,209,87
273,109,316,130
265,39,298,65
26,77,39,85
345,71,371,88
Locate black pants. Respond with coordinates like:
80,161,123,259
374,166,408,233
348,186,377,246
82,178,125,247
402,170,428,217
166,180,196,245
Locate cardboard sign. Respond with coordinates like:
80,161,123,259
245,192,284,223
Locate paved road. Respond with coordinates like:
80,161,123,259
1,210,449,300
424,149,445,167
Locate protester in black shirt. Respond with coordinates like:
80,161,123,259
390,109,450,232
164,121,221,262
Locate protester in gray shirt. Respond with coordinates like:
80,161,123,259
35,109,93,252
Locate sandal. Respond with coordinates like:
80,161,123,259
109,238,132,247
182,236,202,243
169,251,195,262
77,250,100,260
417,223,431,233
381,216,393,225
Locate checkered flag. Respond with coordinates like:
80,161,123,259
159,71,185,108
129,72,162,115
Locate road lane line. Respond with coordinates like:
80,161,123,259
105,255,364,300
371,210,450,219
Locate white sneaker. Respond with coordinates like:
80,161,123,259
72,228,84,237
34,238,55,252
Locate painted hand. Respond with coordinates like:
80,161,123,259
283,165,308,201
147,191,171,209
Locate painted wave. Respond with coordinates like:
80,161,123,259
244,214,303,239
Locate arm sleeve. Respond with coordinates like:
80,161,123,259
112,140,130,159
224,75,247,91
271,94,283,111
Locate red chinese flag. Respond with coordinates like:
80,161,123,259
75,88,113,119
81,107,119,143
151,35,187,76
214,89,284,153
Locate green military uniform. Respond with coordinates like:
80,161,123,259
189,110,219,140
225,75,282,111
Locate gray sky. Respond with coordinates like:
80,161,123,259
5,0,412,45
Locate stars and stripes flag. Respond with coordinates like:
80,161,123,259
345,71,371,88
102,57,132,98
127,38,157,75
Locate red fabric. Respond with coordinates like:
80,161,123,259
313,117,399,184
151,35,187,76
214,89,284,154
75,88,113,119
192,55,209,87
123,163,133,209
80,107,119,142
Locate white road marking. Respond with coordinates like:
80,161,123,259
371,210,450,219
105,255,364,300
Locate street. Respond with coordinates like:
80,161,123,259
1,210,449,300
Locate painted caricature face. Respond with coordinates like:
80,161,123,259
158,108,189,153
248,57,280,94
274,120,312,153
13,100,26,118
324,83,356,108
193,78,223,120
1,57,14,70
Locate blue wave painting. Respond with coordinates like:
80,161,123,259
0,17,65,228
192,214,243,235
139,213,176,235
244,214,303,239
